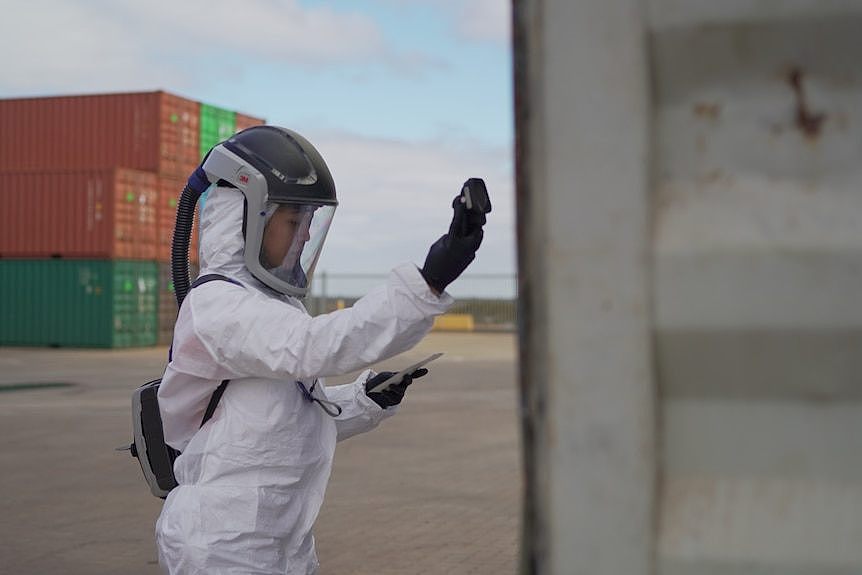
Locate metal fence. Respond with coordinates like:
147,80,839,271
306,272,517,331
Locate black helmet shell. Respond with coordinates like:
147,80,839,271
224,126,337,206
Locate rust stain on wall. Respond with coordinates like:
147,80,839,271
787,68,826,140
693,102,721,122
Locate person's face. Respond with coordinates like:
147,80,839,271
260,205,312,269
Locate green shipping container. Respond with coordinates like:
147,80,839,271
157,261,200,346
199,103,236,159
0,260,158,348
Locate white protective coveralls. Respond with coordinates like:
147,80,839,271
155,185,453,574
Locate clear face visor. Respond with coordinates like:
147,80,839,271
259,202,336,292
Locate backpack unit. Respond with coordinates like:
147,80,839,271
127,274,241,498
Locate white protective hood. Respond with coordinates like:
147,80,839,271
198,184,275,296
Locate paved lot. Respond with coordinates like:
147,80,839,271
0,333,520,574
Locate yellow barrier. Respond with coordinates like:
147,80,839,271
432,313,475,332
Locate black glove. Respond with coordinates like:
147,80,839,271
364,368,428,409
450,191,488,237
420,197,485,293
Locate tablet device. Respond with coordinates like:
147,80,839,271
366,352,444,394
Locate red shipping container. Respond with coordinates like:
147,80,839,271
160,92,201,177
158,175,199,263
0,169,158,259
0,91,199,178
235,112,266,132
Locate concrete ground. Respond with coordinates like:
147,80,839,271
0,332,520,574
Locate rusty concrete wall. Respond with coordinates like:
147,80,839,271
651,4,862,574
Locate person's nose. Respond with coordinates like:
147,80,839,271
300,223,312,242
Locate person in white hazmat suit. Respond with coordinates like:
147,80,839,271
155,126,486,574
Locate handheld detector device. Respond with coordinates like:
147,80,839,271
460,178,492,215
366,352,444,394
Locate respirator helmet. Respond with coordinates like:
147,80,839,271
175,126,337,300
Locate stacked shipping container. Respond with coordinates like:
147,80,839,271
200,104,237,159
0,261,158,348
0,91,264,347
0,169,159,259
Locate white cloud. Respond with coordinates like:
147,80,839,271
0,1,149,92
130,1,386,63
0,0,511,95
454,0,512,43
377,0,511,43
0,0,389,94
306,130,515,277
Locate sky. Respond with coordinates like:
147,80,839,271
0,0,515,288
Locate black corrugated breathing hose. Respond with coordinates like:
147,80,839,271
171,183,203,308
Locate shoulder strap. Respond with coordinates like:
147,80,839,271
190,273,243,289
169,273,242,427
201,380,230,428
